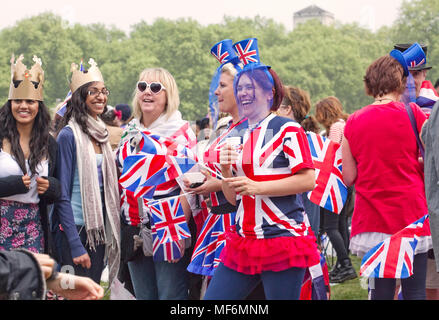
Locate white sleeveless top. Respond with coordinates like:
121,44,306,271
0,150,49,204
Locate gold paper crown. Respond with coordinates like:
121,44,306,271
8,54,44,101
70,58,104,93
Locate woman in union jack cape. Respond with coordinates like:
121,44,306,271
203,38,320,300
342,49,431,299
185,40,248,282
116,67,197,300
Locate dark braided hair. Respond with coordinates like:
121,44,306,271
0,100,51,176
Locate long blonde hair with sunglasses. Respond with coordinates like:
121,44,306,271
132,67,180,121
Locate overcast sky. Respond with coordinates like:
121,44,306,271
1,0,405,33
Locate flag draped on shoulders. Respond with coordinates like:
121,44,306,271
117,111,197,227
360,214,430,279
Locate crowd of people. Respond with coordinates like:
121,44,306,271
0,39,439,301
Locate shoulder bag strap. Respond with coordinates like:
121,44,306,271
405,103,425,158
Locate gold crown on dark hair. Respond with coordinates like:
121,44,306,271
9,54,44,101
70,58,104,93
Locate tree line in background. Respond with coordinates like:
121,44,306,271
0,0,437,120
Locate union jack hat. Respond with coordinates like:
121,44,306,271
209,39,242,130
394,43,432,71
233,38,270,70
390,42,426,76
210,39,241,66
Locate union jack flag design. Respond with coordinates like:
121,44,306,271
306,132,347,214
117,121,197,225
235,114,314,239
211,42,229,64
146,197,191,245
360,214,430,279
233,38,259,66
300,251,330,300
417,80,439,116
187,211,236,276
118,153,157,198
152,233,185,262
410,58,425,68
203,118,247,207
138,130,196,159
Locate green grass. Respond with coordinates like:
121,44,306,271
329,255,369,300
101,255,369,300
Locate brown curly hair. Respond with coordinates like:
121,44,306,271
282,86,319,133
315,96,349,134
364,55,407,98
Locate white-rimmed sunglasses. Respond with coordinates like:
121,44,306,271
137,81,166,94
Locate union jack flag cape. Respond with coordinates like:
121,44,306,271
118,129,197,199
117,120,197,226
306,132,347,214
360,214,430,279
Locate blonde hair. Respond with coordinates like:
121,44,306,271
132,67,180,121
220,62,241,77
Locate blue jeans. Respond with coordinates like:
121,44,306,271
58,225,106,284
128,250,191,300
204,263,306,300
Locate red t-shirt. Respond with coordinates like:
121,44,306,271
344,101,427,237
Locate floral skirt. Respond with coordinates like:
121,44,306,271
0,199,44,253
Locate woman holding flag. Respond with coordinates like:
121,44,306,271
203,38,320,300
116,67,197,300
342,45,431,299
185,39,247,280
314,96,356,284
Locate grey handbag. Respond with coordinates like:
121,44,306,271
140,225,153,256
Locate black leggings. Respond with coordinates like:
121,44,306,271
369,252,428,300
320,187,353,262
321,207,350,262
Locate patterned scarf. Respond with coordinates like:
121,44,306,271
68,115,120,285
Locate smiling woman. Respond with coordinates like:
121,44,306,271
116,67,198,300
0,54,61,258
52,59,121,288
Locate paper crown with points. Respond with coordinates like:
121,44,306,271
70,58,104,93
9,54,44,101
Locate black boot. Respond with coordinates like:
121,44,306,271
329,260,341,278
329,258,357,283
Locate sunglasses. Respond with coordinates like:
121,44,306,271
137,81,166,94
